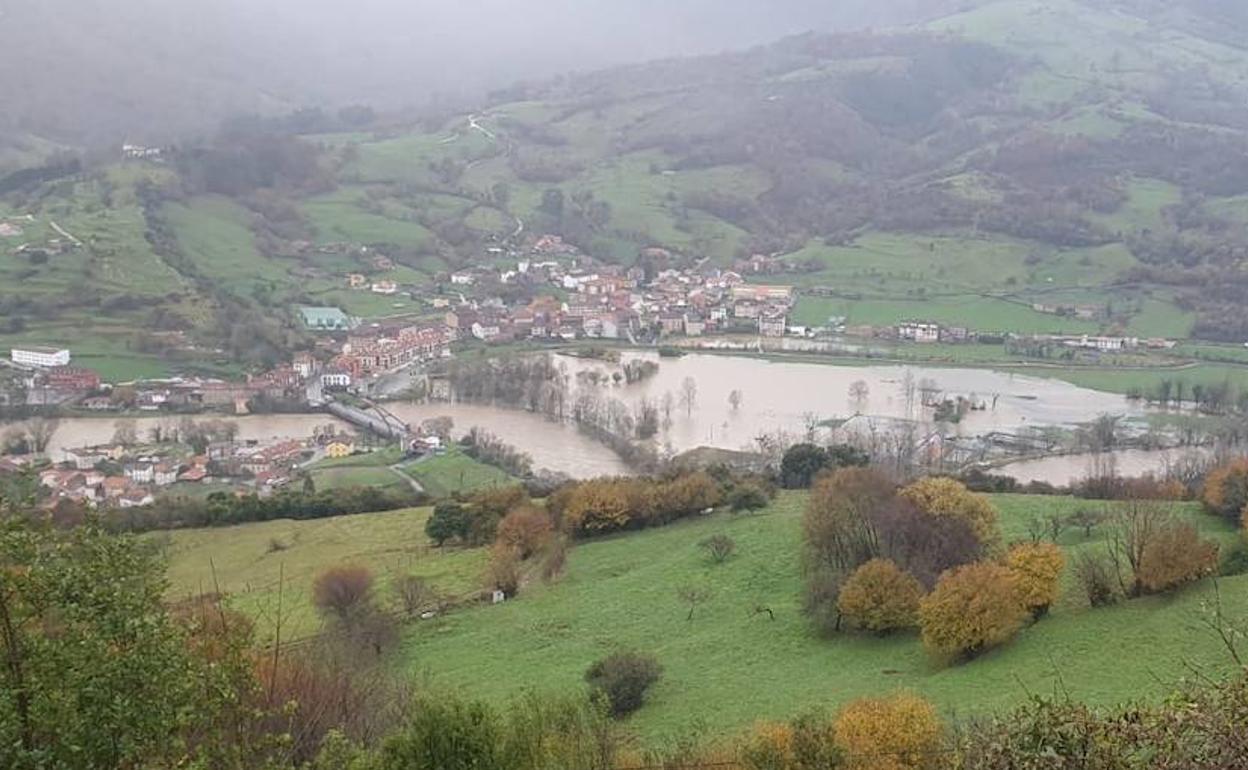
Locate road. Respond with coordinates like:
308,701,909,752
467,114,496,141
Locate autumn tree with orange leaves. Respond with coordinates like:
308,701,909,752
837,559,925,634
833,692,944,770
918,562,1027,660
1003,542,1065,619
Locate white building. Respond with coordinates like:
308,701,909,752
898,321,940,344
10,346,71,368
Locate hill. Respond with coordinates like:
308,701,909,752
6,0,1248,376
159,490,1246,743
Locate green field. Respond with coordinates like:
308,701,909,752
158,506,486,644
402,447,515,498
399,492,1245,741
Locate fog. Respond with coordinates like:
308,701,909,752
0,0,957,143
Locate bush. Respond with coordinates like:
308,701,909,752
1074,551,1120,607
426,501,468,546
919,562,1028,660
833,692,943,770
584,651,662,718
699,534,737,564
1202,459,1248,522
379,698,502,770
740,712,843,770
781,444,829,489
729,482,771,512
900,477,1001,550
837,559,924,634
1003,542,1065,619
312,565,374,624
487,545,522,598
495,504,553,560
1221,541,1248,577
1137,522,1219,593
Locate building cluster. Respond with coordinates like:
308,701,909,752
20,435,325,511
436,239,798,344
326,323,453,386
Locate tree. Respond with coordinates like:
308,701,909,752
677,582,714,621
699,534,736,564
21,417,58,454
1202,459,1248,522
900,477,1001,550
1137,522,1219,593
378,697,502,770
837,559,924,634
1107,498,1173,596
919,562,1028,659
584,651,662,718
729,482,770,512
394,574,434,617
312,565,374,625
848,380,869,412
495,504,553,560
781,443,829,489
112,418,139,446
0,520,254,768
1067,508,1105,538
426,501,468,546
728,389,744,412
803,467,892,573
833,692,943,770
1074,551,1119,607
679,376,698,416
1003,542,1065,619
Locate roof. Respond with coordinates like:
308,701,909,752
12,345,68,355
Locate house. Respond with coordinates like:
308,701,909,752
325,440,355,459
298,306,354,331
124,463,155,484
122,144,162,160
101,477,129,500
153,462,180,486
450,270,478,286
371,280,398,295
178,466,209,483
320,367,353,390
64,447,108,470
898,321,941,344
44,367,101,392
683,314,706,337
10,346,71,368
732,285,794,304
292,352,321,379
82,396,116,411
347,273,368,289
759,312,787,338
118,488,155,508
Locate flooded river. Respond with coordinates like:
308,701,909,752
995,448,1213,487
4,353,1153,483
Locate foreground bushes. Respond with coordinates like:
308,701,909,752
550,472,722,535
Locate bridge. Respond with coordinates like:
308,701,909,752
324,398,413,444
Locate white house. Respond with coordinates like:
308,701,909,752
320,369,352,389
10,346,71,368
124,463,155,485
898,321,940,344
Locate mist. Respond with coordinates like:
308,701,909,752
0,0,955,145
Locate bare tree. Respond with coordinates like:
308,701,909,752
1106,498,1171,597
312,565,375,626
676,582,714,621
392,575,433,618
23,417,59,454
727,389,743,412
900,369,916,418
698,534,736,564
111,418,139,447
848,380,869,413
678,377,698,416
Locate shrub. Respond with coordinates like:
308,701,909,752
833,692,943,770
312,565,374,624
487,545,522,598
1137,522,1219,593
919,562,1028,659
1003,542,1065,619
584,651,662,718
780,443,829,489
729,482,771,512
495,504,553,560
803,565,847,637
379,698,502,770
426,501,468,546
1074,551,1120,607
739,713,843,770
1222,541,1248,577
393,575,433,617
900,477,1001,550
699,534,737,564
837,559,924,634
1202,458,1248,522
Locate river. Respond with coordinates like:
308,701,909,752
3,353,1155,483
994,447,1214,487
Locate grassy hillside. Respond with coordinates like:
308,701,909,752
157,505,487,645
400,492,1244,741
